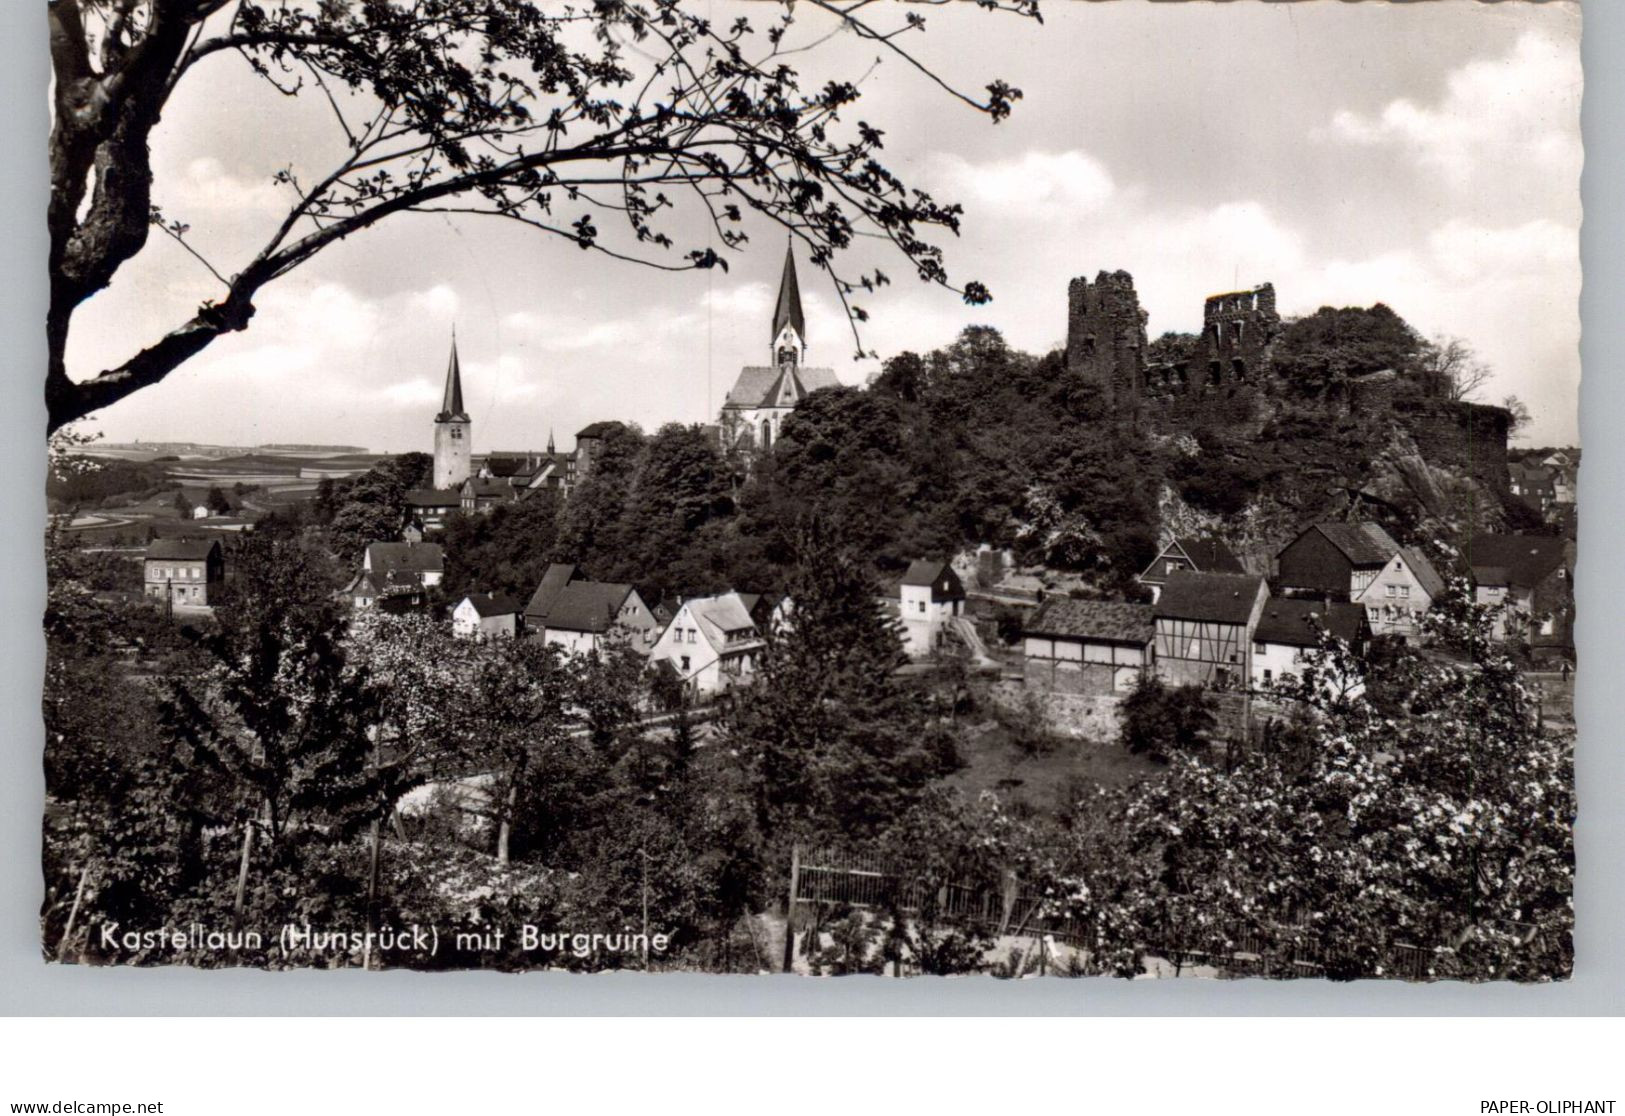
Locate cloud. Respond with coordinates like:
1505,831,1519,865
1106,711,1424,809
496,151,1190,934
1321,31,1582,191
929,150,1118,222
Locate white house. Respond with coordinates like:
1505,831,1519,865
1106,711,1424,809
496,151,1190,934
898,559,967,658
647,592,765,696
1251,599,1370,695
523,563,659,656
363,541,444,589
1274,523,1444,643
452,592,520,640
1023,598,1154,695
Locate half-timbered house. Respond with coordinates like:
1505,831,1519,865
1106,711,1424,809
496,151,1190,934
1153,570,1270,689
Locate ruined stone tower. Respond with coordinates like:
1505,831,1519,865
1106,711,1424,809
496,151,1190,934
1194,283,1279,388
1065,270,1148,420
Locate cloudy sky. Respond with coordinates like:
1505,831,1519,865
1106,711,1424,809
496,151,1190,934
65,0,1582,451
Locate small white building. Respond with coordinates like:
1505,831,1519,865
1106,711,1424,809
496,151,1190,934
647,592,766,696
1251,599,1370,695
452,592,520,640
363,541,444,589
1023,598,1154,695
898,559,967,658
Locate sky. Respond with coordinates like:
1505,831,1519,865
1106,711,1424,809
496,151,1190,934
64,0,1583,452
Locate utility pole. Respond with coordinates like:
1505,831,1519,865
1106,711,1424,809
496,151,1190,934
781,844,801,974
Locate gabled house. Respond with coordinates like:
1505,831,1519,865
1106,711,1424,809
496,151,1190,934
363,541,444,588
1467,533,1575,651
1137,536,1246,603
898,559,967,658
452,592,521,640
347,540,444,612
144,538,224,607
1023,599,1154,695
404,488,461,533
1508,461,1557,515
1274,522,1443,642
1251,599,1371,694
523,563,659,655
647,592,766,696
1153,570,1270,689
460,476,518,515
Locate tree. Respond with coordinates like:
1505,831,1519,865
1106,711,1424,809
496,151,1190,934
1417,335,1493,402
170,488,192,518
46,0,1037,432
1079,587,1573,980
1117,675,1218,764
1503,394,1533,439
205,485,232,515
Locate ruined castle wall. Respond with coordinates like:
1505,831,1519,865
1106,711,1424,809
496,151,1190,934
1066,270,1147,420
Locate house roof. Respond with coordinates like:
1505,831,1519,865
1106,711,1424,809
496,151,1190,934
462,477,514,498
1398,546,1447,600
365,541,444,575
146,538,220,561
405,488,462,508
682,592,762,650
544,581,635,634
1140,535,1246,582
899,559,964,601
525,563,578,618
1301,522,1401,567
1154,571,1267,625
1467,534,1570,590
1255,599,1368,648
576,421,619,440
721,365,840,409
1025,599,1154,645
461,592,519,618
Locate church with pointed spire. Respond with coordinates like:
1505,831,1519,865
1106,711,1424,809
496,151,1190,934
718,243,839,456
433,334,472,490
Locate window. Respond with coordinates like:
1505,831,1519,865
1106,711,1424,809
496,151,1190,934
688,630,697,644
1398,586,1410,599
680,655,690,672
1385,585,1396,597
918,601,926,614
1254,642,1266,655
1263,669,1272,683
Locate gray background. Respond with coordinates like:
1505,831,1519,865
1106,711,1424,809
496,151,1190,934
2,0,1617,1016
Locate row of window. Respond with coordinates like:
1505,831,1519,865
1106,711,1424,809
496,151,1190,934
149,565,205,580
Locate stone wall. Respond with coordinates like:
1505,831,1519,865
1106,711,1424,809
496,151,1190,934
1065,270,1147,420
994,680,1125,741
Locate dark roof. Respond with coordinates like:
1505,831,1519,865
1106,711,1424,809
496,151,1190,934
576,421,619,440
405,488,461,508
461,592,519,618
1297,522,1400,567
1467,534,1570,589
1140,535,1246,583
544,581,634,633
1154,571,1268,625
1254,599,1368,648
525,563,577,618
772,242,806,345
146,538,220,561
721,365,840,409
1026,599,1153,645
462,477,515,498
366,541,444,575
437,337,468,422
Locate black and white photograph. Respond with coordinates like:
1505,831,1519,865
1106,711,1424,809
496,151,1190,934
38,0,1582,983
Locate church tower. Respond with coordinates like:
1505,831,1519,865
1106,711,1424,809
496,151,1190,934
770,241,806,370
432,334,471,490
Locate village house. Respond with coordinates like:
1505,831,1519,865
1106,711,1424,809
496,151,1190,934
1509,461,1557,516
404,488,461,533
1467,533,1575,653
451,592,521,640
1274,522,1443,642
647,592,767,696
571,422,622,484
1022,598,1154,695
523,563,660,655
346,540,445,612
1137,535,1247,603
718,244,840,458
144,538,224,608
459,476,518,515
896,559,967,658
1251,599,1371,695
1152,570,1270,689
